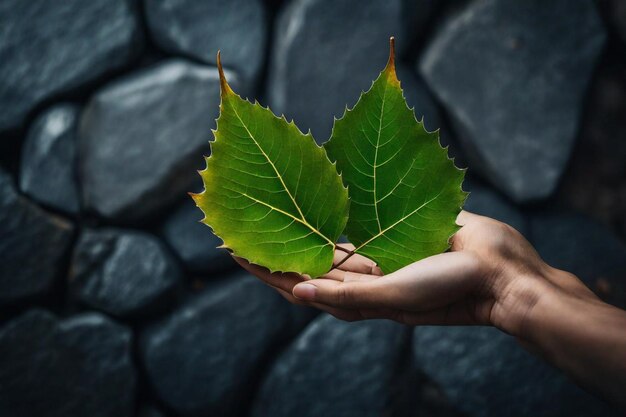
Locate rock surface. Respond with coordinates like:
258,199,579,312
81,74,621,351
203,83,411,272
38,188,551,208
268,0,421,141
251,315,411,417
145,0,267,83
141,275,310,416
70,228,181,317
413,326,617,417
0,0,141,132
530,210,626,308
599,0,626,44
161,198,236,275
558,50,626,240
19,104,81,214
137,404,167,417
0,309,135,417
0,170,74,306
79,59,241,221
463,178,527,235
419,0,606,202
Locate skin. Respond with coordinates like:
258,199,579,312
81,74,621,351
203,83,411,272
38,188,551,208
235,211,626,410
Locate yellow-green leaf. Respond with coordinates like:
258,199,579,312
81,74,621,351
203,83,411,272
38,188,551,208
325,38,467,274
192,53,349,277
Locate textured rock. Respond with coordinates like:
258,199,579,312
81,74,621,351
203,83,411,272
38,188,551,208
138,404,167,417
80,59,241,221
413,326,617,417
70,228,181,317
558,50,626,239
19,104,80,214
251,315,411,417
0,0,141,132
145,0,267,83
599,0,626,44
0,170,74,306
419,0,606,202
141,275,311,416
161,198,235,275
530,210,626,308
0,309,135,417
268,0,422,141
463,178,527,235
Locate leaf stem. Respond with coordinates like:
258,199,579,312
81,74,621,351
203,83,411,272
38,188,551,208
335,245,351,254
331,249,356,271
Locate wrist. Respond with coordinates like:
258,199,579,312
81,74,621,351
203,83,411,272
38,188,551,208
490,270,553,338
493,266,600,342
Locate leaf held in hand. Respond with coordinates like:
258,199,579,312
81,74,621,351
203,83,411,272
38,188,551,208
325,38,467,274
192,53,349,278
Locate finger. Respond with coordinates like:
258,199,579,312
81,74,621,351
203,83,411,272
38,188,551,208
336,243,356,251
321,268,380,282
456,210,479,226
233,256,304,293
275,287,307,305
293,251,482,311
333,248,383,275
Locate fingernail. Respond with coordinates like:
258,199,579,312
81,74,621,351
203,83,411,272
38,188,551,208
293,283,317,300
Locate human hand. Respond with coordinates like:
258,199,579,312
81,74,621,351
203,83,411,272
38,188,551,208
237,211,626,409
235,210,597,338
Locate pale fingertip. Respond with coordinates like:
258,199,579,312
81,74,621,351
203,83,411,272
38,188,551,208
293,283,317,300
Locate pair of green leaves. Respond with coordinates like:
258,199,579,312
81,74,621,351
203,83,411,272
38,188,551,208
193,38,466,277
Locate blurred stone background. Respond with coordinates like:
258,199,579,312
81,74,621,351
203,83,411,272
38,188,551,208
1,0,625,416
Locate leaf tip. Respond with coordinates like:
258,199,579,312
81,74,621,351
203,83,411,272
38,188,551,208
383,36,400,85
388,36,396,68
216,50,234,96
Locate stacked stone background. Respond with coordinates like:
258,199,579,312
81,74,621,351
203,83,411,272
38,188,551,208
1,0,625,416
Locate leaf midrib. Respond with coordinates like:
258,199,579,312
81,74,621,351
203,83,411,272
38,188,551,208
372,80,389,233
355,189,443,253
229,103,334,247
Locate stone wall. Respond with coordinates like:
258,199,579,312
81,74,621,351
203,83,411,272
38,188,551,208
1,0,625,416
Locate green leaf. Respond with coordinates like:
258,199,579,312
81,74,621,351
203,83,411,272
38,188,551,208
192,53,349,277
325,38,467,274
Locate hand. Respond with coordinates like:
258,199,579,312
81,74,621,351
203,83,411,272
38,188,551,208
236,211,626,408
235,210,597,337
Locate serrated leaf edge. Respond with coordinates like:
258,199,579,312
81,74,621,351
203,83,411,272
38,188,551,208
191,51,350,275
327,37,468,259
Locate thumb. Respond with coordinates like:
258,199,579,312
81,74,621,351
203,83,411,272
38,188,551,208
293,251,482,311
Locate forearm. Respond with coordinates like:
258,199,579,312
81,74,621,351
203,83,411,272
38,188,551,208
517,273,626,408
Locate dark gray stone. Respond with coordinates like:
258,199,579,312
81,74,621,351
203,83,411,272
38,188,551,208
145,0,267,83
161,198,235,275
0,0,141,132
268,0,422,141
0,170,74,306
79,59,241,221
19,104,80,214
530,210,626,308
413,326,617,417
558,50,626,239
251,315,411,417
69,228,181,317
0,309,135,417
463,178,527,235
419,0,606,202
138,404,167,417
141,274,312,416
599,0,626,44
